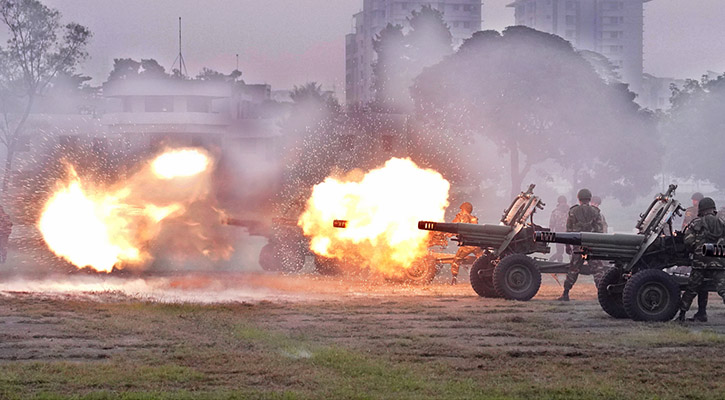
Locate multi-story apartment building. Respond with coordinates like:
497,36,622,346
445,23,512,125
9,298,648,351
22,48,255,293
507,0,651,94
346,0,482,106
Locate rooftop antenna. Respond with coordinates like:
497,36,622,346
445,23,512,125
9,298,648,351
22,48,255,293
236,53,239,71
171,17,188,77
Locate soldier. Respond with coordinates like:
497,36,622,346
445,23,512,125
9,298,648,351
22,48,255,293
558,189,603,301
682,192,704,230
589,196,610,286
0,206,11,263
450,202,483,285
680,192,709,320
548,195,569,262
677,197,725,322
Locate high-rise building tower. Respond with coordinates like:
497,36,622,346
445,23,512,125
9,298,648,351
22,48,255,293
507,0,651,94
346,0,482,106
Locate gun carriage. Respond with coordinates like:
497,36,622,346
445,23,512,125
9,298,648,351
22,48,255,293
419,184,569,300
536,184,695,322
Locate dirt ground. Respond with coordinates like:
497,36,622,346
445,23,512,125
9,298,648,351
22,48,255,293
2,269,725,399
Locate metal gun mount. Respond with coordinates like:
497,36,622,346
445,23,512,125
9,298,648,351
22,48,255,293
419,183,547,256
536,184,685,272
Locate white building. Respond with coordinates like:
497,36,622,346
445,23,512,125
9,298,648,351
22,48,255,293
507,0,651,94
346,0,482,105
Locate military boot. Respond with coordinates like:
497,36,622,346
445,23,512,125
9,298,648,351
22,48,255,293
688,312,708,322
557,289,570,301
451,276,457,285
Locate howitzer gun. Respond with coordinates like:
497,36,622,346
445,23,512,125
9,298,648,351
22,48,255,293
221,216,308,272
418,184,567,300
703,243,725,257
536,184,691,322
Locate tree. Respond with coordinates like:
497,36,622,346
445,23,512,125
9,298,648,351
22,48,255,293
106,58,169,81
663,73,725,188
411,26,659,203
371,5,452,112
0,0,91,190
195,67,243,82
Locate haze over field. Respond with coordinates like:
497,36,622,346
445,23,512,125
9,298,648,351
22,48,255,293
39,0,725,93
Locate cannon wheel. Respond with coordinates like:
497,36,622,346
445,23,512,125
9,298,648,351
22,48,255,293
623,269,680,322
314,255,343,276
258,243,283,271
469,255,500,298
597,268,628,319
401,255,438,284
258,243,305,272
492,254,541,301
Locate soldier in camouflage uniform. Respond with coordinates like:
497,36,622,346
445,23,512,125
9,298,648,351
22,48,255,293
677,197,725,322
680,192,709,320
558,189,603,301
548,196,569,262
682,192,704,230
450,202,483,285
589,196,611,286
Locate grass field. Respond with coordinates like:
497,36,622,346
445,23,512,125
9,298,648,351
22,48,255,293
2,273,725,399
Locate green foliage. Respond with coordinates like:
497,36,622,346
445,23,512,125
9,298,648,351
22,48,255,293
411,26,659,202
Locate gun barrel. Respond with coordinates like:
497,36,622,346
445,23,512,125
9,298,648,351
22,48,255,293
333,220,347,228
223,218,251,227
418,221,511,236
703,243,725,257
535,231,581,245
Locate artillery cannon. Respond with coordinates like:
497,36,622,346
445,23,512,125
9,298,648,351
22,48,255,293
223,216,337,275
330,219,474,284
536,184,692,322
419,184,569,300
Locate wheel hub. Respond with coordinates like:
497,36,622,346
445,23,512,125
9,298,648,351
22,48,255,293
638,283,668,313
507,265,531,292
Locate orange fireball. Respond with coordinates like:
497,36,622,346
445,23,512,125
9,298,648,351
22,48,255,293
37,148,215,273
299,158,450,277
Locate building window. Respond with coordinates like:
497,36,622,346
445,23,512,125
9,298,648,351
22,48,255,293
145,96,174,112
122,98,133,112
565,15,576,25
453,4,460,11
463,21,470,29
453,21,460,28
463,4,472,11
187,96,211,113
565,1,577,10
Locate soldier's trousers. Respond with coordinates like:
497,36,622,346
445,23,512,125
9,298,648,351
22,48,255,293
564,251,585,291
549,244,566,263
680,269,725,312
451,246,482,277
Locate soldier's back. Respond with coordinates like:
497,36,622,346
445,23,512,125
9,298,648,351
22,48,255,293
567,204,602,233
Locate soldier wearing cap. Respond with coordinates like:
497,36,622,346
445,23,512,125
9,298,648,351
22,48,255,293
682,192,704,230
548,195,569,262
680,192,709,320
450,202,483,285
558,188,603,301
677,197,725,322
589,196,610,286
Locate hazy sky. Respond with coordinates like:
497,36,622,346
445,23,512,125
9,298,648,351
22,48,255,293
40,0,725,93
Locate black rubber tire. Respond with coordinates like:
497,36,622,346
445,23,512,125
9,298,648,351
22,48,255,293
492,254,542,301
623,269,680,322
258,243,283,272
469,256,500,298
401,256,438,284
314,255,342,275
597,268,628,319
